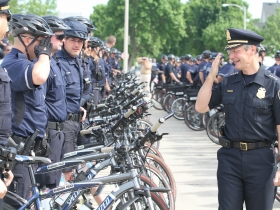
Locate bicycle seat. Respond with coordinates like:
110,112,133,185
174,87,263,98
15,155,51,164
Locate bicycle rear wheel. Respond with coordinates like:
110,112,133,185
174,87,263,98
184,104,204,131
151,89,164,110
171,97,187,120
206,112,225,145
163,94,176,113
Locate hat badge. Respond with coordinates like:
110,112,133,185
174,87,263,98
226,30,231,41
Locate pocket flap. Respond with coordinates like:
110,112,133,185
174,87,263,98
223,96,235,105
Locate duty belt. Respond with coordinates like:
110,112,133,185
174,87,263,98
219,137,270,151
11,134,27,144
67,113,80,122
47,121,64,130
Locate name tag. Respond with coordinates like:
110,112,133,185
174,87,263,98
227,90,233,92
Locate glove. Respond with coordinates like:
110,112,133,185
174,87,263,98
34,37,53,58
33,137,51,157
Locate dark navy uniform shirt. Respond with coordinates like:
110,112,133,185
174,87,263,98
56,48,83,114
1,48,47,138
157,62,165,82
218,62,236,78
180,63,189,82
0,66,11,146
42,56,67,122
164,62,174,84
91,57,106,87
209,66,280,143
267,63,280,78
198,60,208,72
81,58,92,102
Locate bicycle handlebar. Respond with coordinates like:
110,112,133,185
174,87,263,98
80,125,101,135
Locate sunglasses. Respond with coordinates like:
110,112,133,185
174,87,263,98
55,34,65,41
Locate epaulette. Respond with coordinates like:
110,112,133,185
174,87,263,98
265,72,278,81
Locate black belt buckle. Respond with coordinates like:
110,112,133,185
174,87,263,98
240,142,248,151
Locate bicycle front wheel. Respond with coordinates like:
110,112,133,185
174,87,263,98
171,97,187,120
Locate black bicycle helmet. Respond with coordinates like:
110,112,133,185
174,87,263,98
202,50,211,59
10,14,54,37
185,54,192,60
190,58,197,63
210,52,218,60
168,54,175,60
104,46,111,54
196,55,202,60
64,20,88,40
175,56,180,63
42,16,70,32
63,16,96,32
88,36,102,48
111,48,118,54
161,54,168,60
180,56,185,61
275,50,280,58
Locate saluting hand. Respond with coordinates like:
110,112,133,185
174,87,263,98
208,53,222,80
274,170,280,186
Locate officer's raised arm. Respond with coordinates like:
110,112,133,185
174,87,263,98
195,53,221,113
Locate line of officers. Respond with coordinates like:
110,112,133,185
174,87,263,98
155,46,280,87
155,51,236,87
0,13,123,206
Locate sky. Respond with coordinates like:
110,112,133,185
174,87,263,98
56,0,278,19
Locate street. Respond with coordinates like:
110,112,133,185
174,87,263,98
150,107,280,210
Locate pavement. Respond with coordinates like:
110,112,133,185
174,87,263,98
149,108,280,210
90,107,280,209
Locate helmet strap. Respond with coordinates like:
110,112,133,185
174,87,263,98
18,35,38,60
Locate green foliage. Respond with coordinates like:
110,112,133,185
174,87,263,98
89,0,271,67
9,0,58,16
260,8,280,56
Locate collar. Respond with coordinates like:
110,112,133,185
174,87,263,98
232,65,265,86
59,47,76,65
10,48,27,59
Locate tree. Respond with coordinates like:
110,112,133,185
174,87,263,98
260,8,280,56
91,0,186,69
9,0,58,16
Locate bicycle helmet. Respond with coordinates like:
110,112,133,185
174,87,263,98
64,20,88,40
9,14,54,60
185,54,192,60
191,58,197,63
63,16,96,32
161,54,168,60
202,50,211,59
10,14,54,37
175,56,180,63
196,55,202,61
180,56,185,61
275,50,280,58
42,16,70,32
111,48,118,54
88,36,102,48
167,54,175,61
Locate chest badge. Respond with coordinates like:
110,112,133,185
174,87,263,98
256,87,266,99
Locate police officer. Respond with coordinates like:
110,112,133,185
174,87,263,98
216,57,236,83
2,14,53,203
102,45,112,87
88,37,107,106
0,1,13,208
198,50,211,84
156,54,167,84
34,16,70,189
267,50,280,77
180,54,191,83
110,48,121,75
163,54,181,84
187,58,199,85
196,28,280,210
56,20,88,181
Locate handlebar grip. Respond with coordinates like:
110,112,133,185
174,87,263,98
100,147,114,153
124,106,137,118
150,118,165,132
97,104,106,108
164,110,174,121
80,125,101,135
8,137,18,147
